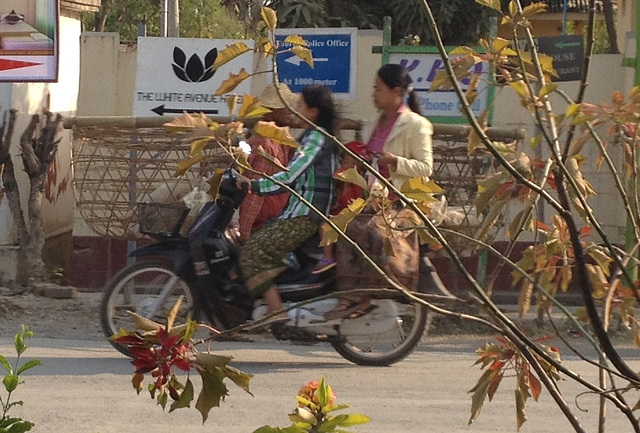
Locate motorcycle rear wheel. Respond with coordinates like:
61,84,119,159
330,298,431,366
100,260,195,357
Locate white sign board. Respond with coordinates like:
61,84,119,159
134,37,254,117
388,53,489,119
0,1,59,82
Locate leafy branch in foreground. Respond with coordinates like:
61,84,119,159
111,297,253,423
253,378,370,433
0,325,42,433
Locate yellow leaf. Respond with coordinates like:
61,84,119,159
207,168,225,200
226,95,238,116
244,106,272,119
284,35,308,47
334,167,368,190
127,311,162,331
261,7,277,32
164,112,214,132
213,42,251,70
538,53,558,77
319,198,367,246
538,83,558,98
430,69,452,92
401,177,445,194
257,37,276,57
254,121,298,148
174,154,204,177
475,0,502,12
492,37,510,52
238,94,262,119
450,46,476,55
165,296,184,331
565,103,581,117
509,0,518,17
189,137,213,157
509,81,530,99
522,2,547,16
215,68,250,96
291,45,314,68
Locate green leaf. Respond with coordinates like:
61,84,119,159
223,365,253,396
195,353,233,369
16,359,41,376
0,356,13,375
251,427,281,433
565,103,581,117
331,413,371,427
165,296,184,332
195,366,229,423
0,417,34,433
3,374,19,393
169,378,195,412
468,369,492,425
322,403,350,414
14,334,25,356
317,378,330,407
538,83,558,98
157,390,168,410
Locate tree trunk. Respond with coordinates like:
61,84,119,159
0,111,62,285
94,0,112,32
602,0,619,54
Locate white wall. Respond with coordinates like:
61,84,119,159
0,11,81,279
74,31,636,245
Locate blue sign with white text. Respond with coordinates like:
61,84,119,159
275,29,356,99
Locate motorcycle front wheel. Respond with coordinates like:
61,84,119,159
100,260,195,356
330,298,431,366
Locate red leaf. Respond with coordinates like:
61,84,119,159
535,221,550,232
579,226,593,238
528,371,542,401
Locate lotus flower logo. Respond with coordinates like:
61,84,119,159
172,47,218,83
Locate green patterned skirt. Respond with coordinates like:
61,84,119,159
239,215,319,297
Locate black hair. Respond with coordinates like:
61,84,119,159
377,63,422,115
301,85,339,136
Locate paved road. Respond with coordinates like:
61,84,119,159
1,335,639,433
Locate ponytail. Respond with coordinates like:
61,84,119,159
406,88,422,115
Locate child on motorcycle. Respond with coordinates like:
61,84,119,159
312,140,369,274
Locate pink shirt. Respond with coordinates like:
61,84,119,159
367,105,407,179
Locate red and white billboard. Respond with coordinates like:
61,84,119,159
0,0,58,82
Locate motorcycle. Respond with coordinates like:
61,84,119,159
100,168,450,366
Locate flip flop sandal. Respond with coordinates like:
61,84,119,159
324,299,372,321
312,259,337,274
347,303,378,320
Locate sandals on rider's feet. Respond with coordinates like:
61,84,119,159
324,299,377,321
312,259,337,274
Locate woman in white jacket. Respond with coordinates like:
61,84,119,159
324,63,434,320
368,63,434,189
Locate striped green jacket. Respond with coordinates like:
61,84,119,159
251,128,338,221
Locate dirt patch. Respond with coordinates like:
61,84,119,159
0,286,103,341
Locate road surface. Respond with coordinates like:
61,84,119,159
1,335,639,433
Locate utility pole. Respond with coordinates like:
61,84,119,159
168,0,180,37
160,0,168,37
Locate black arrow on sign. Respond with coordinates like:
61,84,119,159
151,104,219,116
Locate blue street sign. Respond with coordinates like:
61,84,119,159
274,28,357,100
